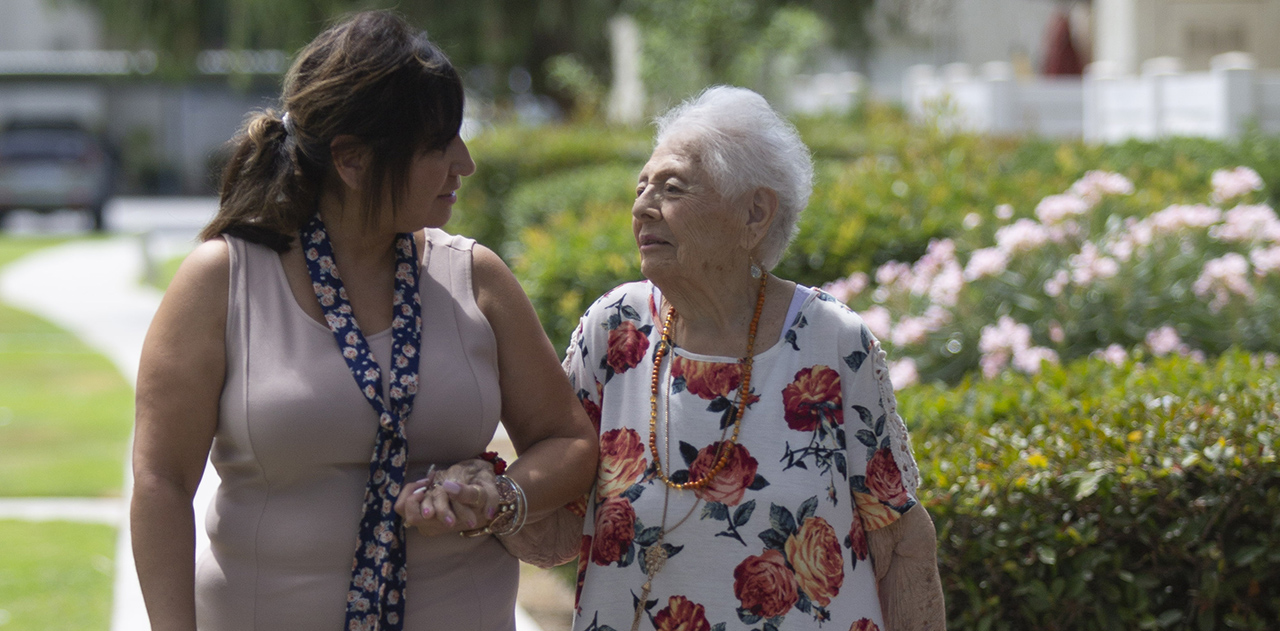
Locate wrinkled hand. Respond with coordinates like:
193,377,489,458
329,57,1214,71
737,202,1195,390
394,459,502,537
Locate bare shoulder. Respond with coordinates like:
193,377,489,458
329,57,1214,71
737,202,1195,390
159,238,230,325
175,238,230,288
469,242,526,316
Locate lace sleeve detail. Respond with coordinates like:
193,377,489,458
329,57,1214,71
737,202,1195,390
870,341,921,494
562,322,584,377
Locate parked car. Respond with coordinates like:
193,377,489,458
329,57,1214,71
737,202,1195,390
0,120,114,231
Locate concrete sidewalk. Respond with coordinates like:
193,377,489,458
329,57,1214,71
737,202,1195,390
0,236,562,631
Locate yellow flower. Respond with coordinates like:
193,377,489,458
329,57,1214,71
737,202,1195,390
1127,431,1143,443
1025,452,1048,468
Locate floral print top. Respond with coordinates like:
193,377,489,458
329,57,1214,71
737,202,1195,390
565,281,921,631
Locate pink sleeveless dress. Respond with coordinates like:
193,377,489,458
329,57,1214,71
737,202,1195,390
195,230,517,631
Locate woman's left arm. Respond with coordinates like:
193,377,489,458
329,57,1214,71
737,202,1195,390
867,504,945,631
470,243,599,518
836,309,945,630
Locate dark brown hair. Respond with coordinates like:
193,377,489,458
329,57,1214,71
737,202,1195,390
200,10,465,250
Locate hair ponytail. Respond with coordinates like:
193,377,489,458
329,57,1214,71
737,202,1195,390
200,110,320,251
198,10,465,251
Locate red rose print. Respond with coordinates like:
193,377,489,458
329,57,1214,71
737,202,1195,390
866,447,910,507
653,595,712,631
689,442,758,506
598,428,648,498
591,497,636,565
672,355,741,400
854,491,899,531
848,509,869,560
579,395,602,434
785,517,845,607
566,495,588,518
733,549,799,618
575,535,591,609
607,321,650,374
782,366,843,431
850,618,881,631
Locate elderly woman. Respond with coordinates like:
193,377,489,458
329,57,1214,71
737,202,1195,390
563,86,945,631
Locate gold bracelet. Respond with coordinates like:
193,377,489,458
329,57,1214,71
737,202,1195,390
459,475,523,537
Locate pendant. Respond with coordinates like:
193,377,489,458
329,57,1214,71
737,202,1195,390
631,539,669,631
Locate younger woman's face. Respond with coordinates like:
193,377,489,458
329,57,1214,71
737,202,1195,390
395,135,475,231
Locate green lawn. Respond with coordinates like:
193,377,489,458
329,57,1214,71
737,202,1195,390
0,238,126,630
0,520,115,630
0,237,135,496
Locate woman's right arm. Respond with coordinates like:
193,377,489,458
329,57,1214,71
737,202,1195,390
131,239,229,631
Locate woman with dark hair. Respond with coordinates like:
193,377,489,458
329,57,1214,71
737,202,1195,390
131,11,596,631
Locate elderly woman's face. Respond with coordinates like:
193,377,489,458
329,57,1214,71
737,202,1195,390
632,139,747,283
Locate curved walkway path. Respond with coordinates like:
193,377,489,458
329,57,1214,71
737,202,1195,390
0,234,551,631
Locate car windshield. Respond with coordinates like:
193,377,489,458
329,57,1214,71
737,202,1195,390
0,131,96,161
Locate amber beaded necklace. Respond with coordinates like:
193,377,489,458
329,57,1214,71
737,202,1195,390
648,272,768,490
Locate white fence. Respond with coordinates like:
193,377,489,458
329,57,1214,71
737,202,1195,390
905,52,1280,142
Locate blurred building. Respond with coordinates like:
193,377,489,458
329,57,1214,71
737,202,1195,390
0,0,101,51
1094,0,1280,74
0,0,281,195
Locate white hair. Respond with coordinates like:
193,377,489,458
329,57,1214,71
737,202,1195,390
653,85,814,271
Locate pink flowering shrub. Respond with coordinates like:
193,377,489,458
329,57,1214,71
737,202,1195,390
823,168,1280,385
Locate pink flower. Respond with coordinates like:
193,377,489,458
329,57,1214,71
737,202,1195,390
890,317,930,347
875,261,913,289
1251,245,1280,275
963,212,982,229
1048,321,1065,344
888,357,918,390
860,306,892,341
921,305,952,329
964,247,1009,281
979,316,1032,355
1211,204,1280,243
1091,344,1128,366
1192,253,1255,312
1069,170,1134,205
995,219,1050,254
1043,269,1070,297
1145,326,1187,357
1035,194,1090,224
995,203,1015,220
1148,204,1222,235
1012,346,1059,374
1211,166,1265,204
821,272,868,303
927,262,964,307
979,316,1033,379
1068,243,1119,286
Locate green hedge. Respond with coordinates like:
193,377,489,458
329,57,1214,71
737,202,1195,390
904,350,1280,630
451,124,650,249
452,110,1280,356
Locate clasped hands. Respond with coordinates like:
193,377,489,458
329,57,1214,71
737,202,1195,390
394,459,503,537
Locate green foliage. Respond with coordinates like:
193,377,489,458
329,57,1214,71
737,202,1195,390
455,112,1280,367
0,520,116,630
79,0,624,93
905,350,1280,630
546,54,608,122
450,123,649,250
631,0,829,107
513,200,639,355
